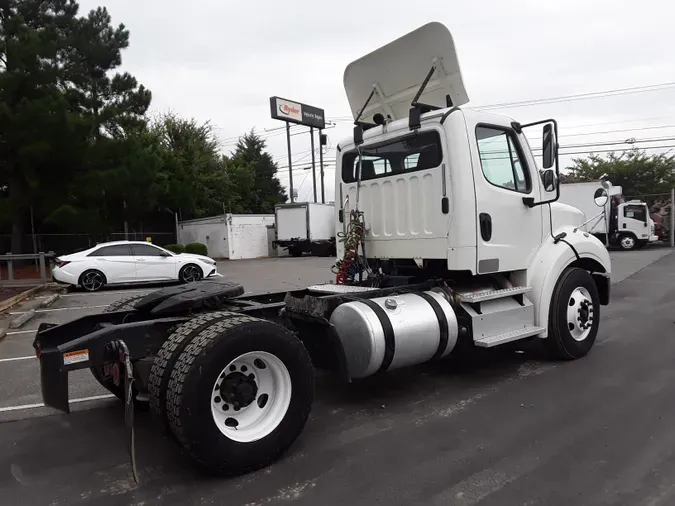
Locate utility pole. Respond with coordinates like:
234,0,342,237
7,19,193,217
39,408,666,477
286,122,294,203
319,132,326,203
310,127,317,203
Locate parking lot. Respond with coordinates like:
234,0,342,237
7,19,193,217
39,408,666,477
1,248,674,505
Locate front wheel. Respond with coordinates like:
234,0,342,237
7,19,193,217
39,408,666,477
545,267,600,360
165,315,314,476
619,234,637,250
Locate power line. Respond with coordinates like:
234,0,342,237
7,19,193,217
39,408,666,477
327,82,675,122
471,82,675,111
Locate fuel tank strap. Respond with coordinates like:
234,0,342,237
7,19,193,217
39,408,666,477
414,292,449,360
359,299,396,372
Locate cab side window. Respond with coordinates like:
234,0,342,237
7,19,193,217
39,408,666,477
476,126,531,194
623,204,647,223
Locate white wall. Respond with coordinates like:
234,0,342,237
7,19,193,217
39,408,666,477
227,214,276,260
178,216,229,259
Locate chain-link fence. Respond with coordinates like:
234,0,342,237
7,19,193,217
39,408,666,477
0,232,176,256
624,190,674,247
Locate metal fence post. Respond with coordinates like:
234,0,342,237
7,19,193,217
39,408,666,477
39,252,46,281
5,253,13,281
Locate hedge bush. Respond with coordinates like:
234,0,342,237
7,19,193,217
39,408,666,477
164,244,185,254
185,242,208,256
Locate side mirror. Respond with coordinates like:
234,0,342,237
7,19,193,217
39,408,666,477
542,123,557,169
353,125,364,146
541,169,556,192
593,188,608,207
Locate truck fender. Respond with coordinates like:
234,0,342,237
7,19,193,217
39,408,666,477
522,226,611,338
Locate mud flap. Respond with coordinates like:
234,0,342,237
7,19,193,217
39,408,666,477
117,340,139,484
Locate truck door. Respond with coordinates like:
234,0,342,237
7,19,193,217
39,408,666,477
468,118,544,273
620,203,650,240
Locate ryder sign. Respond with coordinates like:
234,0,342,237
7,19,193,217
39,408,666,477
270,96,326,129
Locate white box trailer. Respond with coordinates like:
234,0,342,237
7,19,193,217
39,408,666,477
558,181,657,250
178,213,275,259
274,202,336,257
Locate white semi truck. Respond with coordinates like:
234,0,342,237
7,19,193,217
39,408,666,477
33,22,611,480
558,181,657,250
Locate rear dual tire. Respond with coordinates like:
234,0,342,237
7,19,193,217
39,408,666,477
149,313,314,476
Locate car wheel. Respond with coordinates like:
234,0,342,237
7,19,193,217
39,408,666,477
179,264,203,283
79,269,106,292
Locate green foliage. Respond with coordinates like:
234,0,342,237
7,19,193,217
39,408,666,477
231,130,287,213
185,242,208,256
565,149,675,197
164,243,185,254
0,1,288,252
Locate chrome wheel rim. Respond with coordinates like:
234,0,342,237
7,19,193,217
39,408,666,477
621,236,635,249
82,271,104,291
182,265,201,282
567,287,594,341
211,351,292,443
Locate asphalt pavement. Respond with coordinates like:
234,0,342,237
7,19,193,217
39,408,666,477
0,249,674,505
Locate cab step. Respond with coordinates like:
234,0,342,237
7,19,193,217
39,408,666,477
474,326,545,348
458,286,531,303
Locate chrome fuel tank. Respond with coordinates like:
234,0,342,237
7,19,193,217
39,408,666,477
329,291,459,379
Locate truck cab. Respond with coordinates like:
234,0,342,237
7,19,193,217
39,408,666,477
333,22,611,344
612,198,657,249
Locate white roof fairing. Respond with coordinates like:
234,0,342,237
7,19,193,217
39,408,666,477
343,22,469,125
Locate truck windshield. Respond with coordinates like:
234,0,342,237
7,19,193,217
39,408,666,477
342,131,442,183
624,204,648,223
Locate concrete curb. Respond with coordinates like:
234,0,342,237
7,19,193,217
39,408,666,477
9,309,35,329
0,284,45,313
40,293,60,308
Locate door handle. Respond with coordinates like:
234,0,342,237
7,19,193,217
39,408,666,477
479,213,492,241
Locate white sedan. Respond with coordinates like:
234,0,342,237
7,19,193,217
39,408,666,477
52,241,220,292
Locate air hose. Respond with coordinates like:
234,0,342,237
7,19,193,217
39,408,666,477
332,209,365,284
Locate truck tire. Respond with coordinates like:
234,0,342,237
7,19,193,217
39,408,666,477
148,311,242,433
165,315,314,476
545,267,600,360
289,247,303,257
90,294,149,403
619,233,637,250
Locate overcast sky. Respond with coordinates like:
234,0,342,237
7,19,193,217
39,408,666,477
81,0,675,202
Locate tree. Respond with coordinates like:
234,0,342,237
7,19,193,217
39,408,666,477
153,113,245,219
565,149,675,197
63,6,151,137
231,131,287,213
0,0,84,252
0,0,151,250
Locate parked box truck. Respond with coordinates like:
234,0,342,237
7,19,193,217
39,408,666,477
273,202,336,257
558,181,657,250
